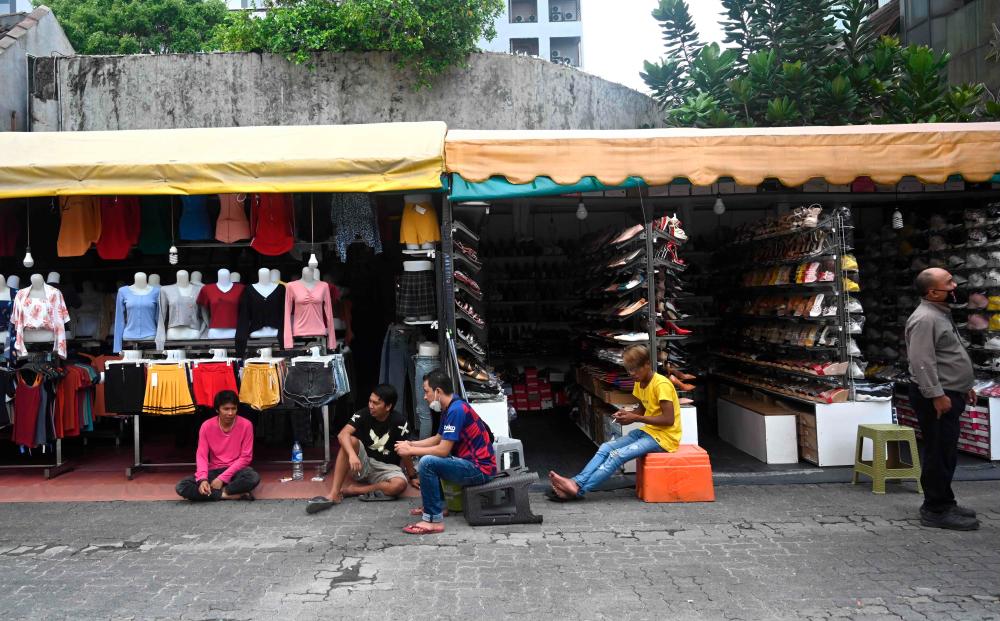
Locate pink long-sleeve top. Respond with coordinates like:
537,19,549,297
283,279,336,349
195,416,254,483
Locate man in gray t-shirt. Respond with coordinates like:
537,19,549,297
905,268,978,530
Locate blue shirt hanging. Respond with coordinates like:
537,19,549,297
179,196,212,241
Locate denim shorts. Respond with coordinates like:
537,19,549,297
283,361,337,408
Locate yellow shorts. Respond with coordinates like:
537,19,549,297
240,363,282,411
400,201,440,245
142,364,196,416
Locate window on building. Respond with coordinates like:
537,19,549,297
548,0,579,22
509,0,538,23
550,36,581,67
0,0,14,15
510,38,539,57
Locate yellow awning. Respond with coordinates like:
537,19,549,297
0,122,447,198
445,123,1000,187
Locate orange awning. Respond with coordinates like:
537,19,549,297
444,123,1000,187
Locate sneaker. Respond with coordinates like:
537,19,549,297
848,338,862,357
808,294,825,317
850,361,866,379
985,336,1000,351
848,317,864,334
965,209,987,227
969,292,989,309
969,313,990,331
841,254,859,271
920,509,980,531
968,229,988,246
843,277,860,292
947,255,966,268
822,303,838,317
967,253,988,268
846,297,864,314
988,270,1000,287
968,273,985,288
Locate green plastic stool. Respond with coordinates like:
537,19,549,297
851,424,923,494
442,481,464,513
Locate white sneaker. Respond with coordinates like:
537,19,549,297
989,251,1000,267
967,253,988,268
848,318,863,334
822,304,838,317
848,338,862,357
808,293,825,318
846,297,864,314
986,337,1000,351
988,270,1000,287
850,361,866,379
969,272,986,288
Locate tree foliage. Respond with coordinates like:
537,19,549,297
37,0,228,54
217,0,505,85
642,0,994,127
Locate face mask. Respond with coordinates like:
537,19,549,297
429,399,443,413
948,290,958,303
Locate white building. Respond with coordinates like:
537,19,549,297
478,0,584,69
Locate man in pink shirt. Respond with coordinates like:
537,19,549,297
176,390,259,501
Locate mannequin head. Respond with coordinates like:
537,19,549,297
176,270,190,287
191,271,203,285
133,272,148,288
6,275,18,290
29,274,45,289
258,268,270,285
270,269,281,284
231,271,241,283
0,274,6,290
46,272,60,285
301,266,315,283
148,274,161,287
217,268,231,285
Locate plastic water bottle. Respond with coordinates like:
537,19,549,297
291,442,303,480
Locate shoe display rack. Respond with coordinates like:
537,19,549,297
712,204,892,466
857,200,1000,459
572,214,700,455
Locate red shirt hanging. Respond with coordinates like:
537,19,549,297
250,194,295,256
96,196,140,260
196,283,246,330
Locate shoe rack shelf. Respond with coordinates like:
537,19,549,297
894,386,999,460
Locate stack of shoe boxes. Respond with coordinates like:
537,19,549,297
511,368,555,412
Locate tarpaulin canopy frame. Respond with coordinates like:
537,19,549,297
444,123,1000,201
0,121,448,199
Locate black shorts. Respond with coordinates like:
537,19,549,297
104,363,147,415
397,270,436,318
283,361,337,408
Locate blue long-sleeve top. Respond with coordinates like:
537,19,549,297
113,285,160,352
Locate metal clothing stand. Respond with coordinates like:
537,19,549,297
124,340,336,479
0,439,74,479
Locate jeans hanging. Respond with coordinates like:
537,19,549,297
412,354,440,439
379,327,411,412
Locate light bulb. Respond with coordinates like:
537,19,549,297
22,250,33,268
576,200,588,220
168,246,179,265
892,209,903,230
307,253,319,269
713,196,726,215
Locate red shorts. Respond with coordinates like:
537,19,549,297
191,363,239,408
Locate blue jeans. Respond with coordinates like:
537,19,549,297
572,428,664,496
418,455,488,522
412,355,440,439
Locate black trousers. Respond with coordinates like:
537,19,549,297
908,385,963,513
175,467,260,501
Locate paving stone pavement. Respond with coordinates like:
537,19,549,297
1,481,999,621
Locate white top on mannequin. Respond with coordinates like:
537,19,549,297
270,269,281,284
253,267,278,297
300,266,316,289
7,275,20,290
231,272,241,283
46,272,61,285
148,274,161,287
28,274,47,300
130,272,152,295
175,270,193,293
191,271,204,286
0,274,8,296
216,269,233,293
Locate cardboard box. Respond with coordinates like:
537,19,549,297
599,387,641,407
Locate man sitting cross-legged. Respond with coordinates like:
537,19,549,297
306,384,417,514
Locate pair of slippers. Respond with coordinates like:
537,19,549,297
305,490,397,514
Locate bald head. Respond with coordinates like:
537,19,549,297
915,268,955,303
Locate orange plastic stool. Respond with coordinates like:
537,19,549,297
635,444,715,503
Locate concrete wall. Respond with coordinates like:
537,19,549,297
30,50,662,132
901,0,1000,92
0,6,73,131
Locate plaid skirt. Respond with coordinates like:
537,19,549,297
397,270,436,318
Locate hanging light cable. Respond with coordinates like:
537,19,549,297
22,201,34,268
168,197,179,265
307,194,319,269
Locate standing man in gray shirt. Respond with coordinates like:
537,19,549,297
905,268,979,530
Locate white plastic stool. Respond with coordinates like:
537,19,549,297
493,436,525,472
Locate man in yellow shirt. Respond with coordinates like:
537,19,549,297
549,344,681,500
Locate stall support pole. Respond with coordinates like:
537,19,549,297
0,439,73,479
643,211,658,370
439,197,458,385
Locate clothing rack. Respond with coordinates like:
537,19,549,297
123,343,336,479
0,353,74,478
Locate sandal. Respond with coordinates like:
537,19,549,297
409,507,449,517
359,490,397,502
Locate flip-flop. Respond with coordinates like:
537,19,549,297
305,496,337,514
544,489,582,503
403,523,445,535
358,490,396,502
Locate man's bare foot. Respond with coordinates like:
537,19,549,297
341,483,365,497
549,472,580,498
402,521,445,535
